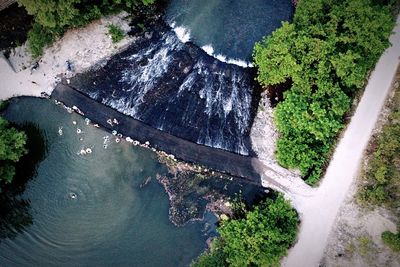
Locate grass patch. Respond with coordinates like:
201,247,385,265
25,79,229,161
357,235,373,259
382,230,400,252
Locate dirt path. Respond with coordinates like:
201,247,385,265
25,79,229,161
282,15,400,267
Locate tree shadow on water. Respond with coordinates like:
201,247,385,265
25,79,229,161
0,122,47,242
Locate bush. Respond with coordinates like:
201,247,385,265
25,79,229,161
357,82,400,209
253,0,395,184
0,117,27,183
382,230,400,252
108,24,125,43
191,195,299,267
192,239,226,267
27,23,61,58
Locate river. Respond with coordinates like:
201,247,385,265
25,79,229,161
0,97,211,266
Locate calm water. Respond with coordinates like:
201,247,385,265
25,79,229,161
166,0,293,63
0,97,210,266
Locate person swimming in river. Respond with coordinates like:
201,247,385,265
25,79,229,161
69,192,77,199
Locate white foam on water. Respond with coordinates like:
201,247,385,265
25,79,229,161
171,22,191,43
170,22,253,68
215,53,253,68
201,44,214,55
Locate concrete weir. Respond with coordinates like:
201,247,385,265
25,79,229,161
51,83,262,185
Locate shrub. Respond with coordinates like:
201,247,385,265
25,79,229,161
382,230,400,252
192,239,226,267
0,101,9,112
27,23,61,58
108,24,125,43
0,117,27,183
357,84,400,208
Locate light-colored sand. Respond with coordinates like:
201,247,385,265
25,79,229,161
281,15,400,267
0,11,134,100
322,184,400,267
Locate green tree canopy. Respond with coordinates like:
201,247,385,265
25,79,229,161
0,117,27,183
192,195,299,267
253,0,395,184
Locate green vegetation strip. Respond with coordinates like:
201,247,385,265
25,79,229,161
17,0,156,57
0,101,27,183
253,0,396,184
357,76,400,209
357,69,400,252
192,195,298,267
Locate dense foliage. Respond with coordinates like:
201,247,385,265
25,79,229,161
192,195,298,267
0,117,27,183
253,0,395,184
357,75,400,210
382,230,400,252
17,0,156,57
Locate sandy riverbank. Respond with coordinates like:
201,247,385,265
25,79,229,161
0,11,134,100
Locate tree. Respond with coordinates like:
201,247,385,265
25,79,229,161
191,196,298,267
253,22,300,86
0,117,27,183
223,196,297,266
253,0,395,184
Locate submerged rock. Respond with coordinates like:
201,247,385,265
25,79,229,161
156,156,267,226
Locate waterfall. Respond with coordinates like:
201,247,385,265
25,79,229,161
70,25,257,156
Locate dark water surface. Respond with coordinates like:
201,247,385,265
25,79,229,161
0,97,210,267
166,0,294,62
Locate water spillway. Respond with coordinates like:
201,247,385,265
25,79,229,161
70,1,294,156
52,83,262,182
70,23,259,156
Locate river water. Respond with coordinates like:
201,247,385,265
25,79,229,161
0,97,211,267
0,2,293,264
166,0,294,65
71,1,293,156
